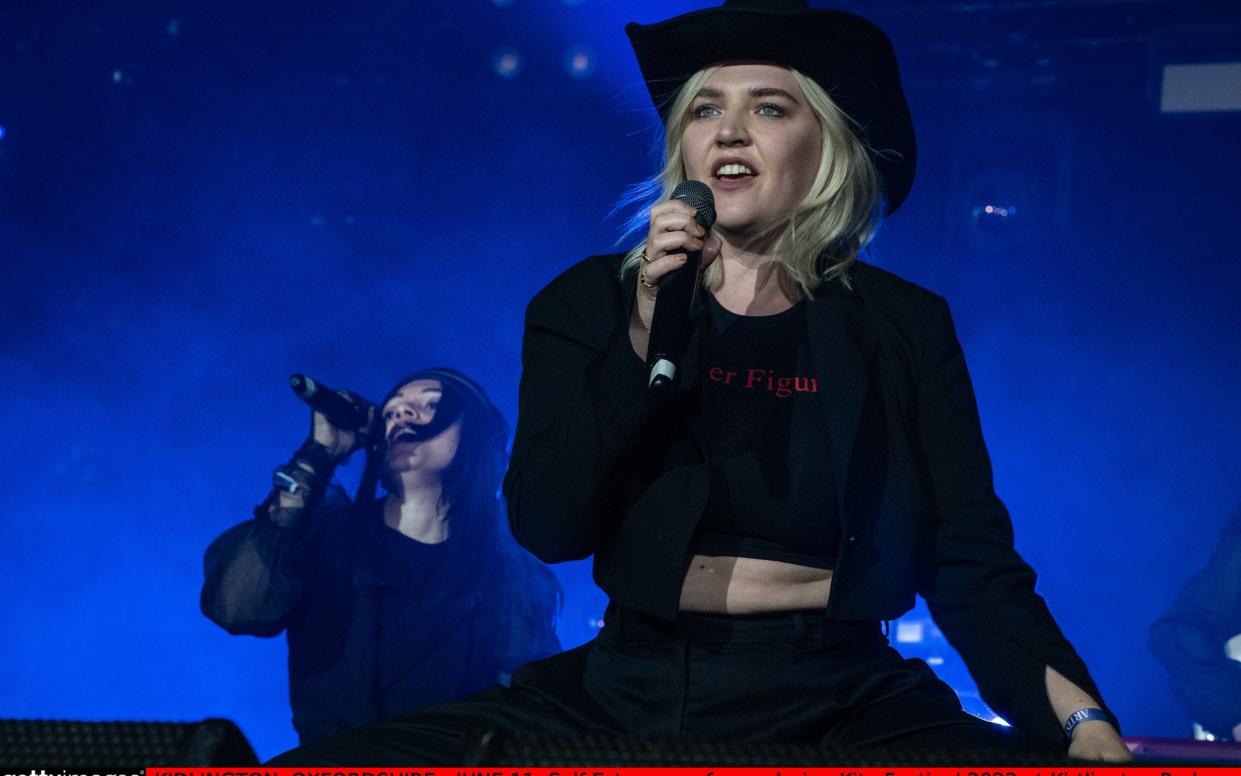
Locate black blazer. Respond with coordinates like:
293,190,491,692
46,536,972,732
503,252,1111,748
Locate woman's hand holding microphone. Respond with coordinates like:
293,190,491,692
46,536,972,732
629,199,721,360
271,386,376,521
308,391,376,463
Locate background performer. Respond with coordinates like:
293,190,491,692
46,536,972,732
202,368,561,744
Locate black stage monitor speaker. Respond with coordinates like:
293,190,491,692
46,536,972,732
0,718,258,769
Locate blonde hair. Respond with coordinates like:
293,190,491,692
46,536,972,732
616,66,886,296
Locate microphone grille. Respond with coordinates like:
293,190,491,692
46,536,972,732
671,180,716,229
289,373,315,398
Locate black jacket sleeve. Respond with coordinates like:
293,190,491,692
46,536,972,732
200,485,351,636
1149,512,1241,737
492,563,565,671
914,296,1112,749
503,257,655,562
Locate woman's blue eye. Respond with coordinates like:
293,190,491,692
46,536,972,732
758,103,785,117
692,104,720,118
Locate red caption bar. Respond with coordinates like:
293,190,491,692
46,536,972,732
145,768,1241,776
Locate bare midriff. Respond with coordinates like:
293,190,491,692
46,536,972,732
678,554,833,613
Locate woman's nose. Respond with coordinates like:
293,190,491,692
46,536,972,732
393,405,424,424
715,113,750,146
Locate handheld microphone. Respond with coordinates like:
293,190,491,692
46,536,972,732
647,180,716,394
289,374,372,431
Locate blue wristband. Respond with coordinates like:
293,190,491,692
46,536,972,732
1064,707,1109,739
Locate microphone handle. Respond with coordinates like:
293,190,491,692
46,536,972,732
289,374,369,430
646,247,702,394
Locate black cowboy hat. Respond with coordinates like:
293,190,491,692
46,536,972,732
626,0,916,213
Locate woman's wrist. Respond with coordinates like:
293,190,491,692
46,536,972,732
1064,707,1111,740
264,439,339,529
291,437,340,479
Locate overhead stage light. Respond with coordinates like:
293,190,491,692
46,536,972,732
492,48,523,80
1160,62,1241,113
1152,26,1241,114
564,46,596,79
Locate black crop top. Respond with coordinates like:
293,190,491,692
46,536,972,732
692,292,840,569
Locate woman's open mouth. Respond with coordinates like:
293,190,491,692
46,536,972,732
389,428,420,446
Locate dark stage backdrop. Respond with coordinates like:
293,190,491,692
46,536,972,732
2,0,1239,760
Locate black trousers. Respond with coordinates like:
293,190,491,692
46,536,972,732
271,606,1024,764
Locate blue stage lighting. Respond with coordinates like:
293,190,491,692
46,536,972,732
957,164,1037,250
490,0,516,7
971,201,1023,245
564,46,596,79
492,48,523,79
0,126,6,141
979,203,1018,218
